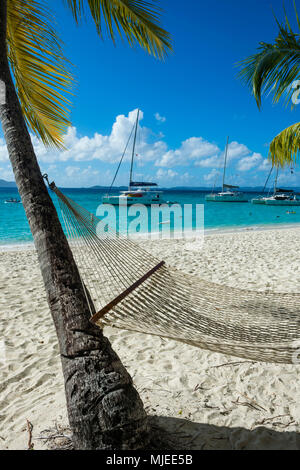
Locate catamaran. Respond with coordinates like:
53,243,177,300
205,136,248,202
251,166,300,206
102,109,166,206
264,190,300,205
251,166,274,205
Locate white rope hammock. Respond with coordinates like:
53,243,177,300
51,182,300,365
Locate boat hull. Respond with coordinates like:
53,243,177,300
102,196,166,206
251,198,266,204
206,194,248,202
265,199,300,206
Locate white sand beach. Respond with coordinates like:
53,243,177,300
1,227,300,450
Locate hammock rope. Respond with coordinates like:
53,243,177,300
47,178,300,364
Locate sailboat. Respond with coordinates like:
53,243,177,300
205,137,248,202
251,166,274,204
102,109,166,206
251,167,300,206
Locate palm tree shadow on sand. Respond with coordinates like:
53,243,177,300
149,416,300,450
41,416,299,450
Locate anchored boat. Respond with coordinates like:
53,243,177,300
102,109,166,206
206,136,248,203
252,167,300,206
264,190,300,206
4,198,21,204
103,182,166,206
251,166,274,205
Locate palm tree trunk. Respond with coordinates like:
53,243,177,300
0,0,149,450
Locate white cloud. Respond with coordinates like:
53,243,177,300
236,152,263,172
65,166,81,178
156,137,220,168
0,138,9,162
30,109,169,166
226,141,250,161
0,110,263,174
277,170,300,186
258,158,272,171
0,109,272,187
204,168,220,182
199,143,264,174
64,165,100,186
156,139,255,169
156,168,178,180
155,168,192,185
154,112,166,123
195,155,220,168
0,166,14,181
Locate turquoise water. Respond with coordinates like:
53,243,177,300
1,187,300,246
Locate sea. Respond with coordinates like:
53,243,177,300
1,187,300,247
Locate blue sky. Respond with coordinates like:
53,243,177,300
1,0,300,187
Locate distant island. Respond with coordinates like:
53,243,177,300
0,179,17,188
2,180,299,193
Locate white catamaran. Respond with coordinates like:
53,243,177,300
102,109,166,206
205,136,248,202
251,166,300,206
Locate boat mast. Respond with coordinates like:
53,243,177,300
262,166,273,194
274,166,279,194
222,136,229,192
129,109,140,188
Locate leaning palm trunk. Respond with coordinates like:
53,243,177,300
0,0,149,450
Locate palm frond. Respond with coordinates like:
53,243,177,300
238,2,300,109
65,0,172,59
7,0,73,148
269,122,300,166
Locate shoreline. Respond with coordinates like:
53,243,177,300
1,221,300,252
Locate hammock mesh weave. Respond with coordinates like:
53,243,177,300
52,184,300,365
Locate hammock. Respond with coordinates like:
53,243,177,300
48,179,300,365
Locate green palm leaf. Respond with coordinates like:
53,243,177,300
269,122,300,166
7,0,172,148
238,2,300,169
238,2,300,109
65,0,172,59
7,0,73,148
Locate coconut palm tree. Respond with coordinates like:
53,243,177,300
238,1,300,167
0,0,171,450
